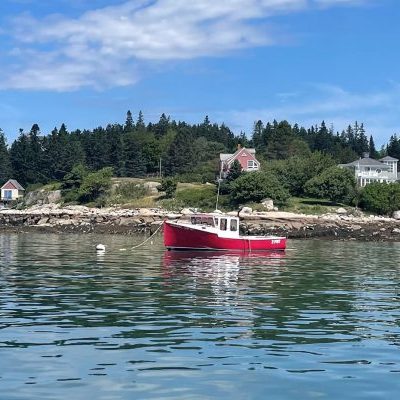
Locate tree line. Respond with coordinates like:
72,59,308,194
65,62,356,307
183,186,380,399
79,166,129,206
1,111,399,188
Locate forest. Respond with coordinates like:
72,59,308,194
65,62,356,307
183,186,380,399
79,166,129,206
1,110,400,188
2,111,400,215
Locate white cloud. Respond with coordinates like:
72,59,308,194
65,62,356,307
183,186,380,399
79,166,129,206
1,0,371,91
218,83,400,145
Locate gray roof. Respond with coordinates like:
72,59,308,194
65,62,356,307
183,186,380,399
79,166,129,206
1,179,25,190
342,157,390,169
380,156,399,162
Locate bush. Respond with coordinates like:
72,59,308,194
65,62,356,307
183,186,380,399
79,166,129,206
360,182,400,215
157,178,177,198
77,167,113,204
175,185,217,211
115,182,148,200
266,152,336,196
304,167,356,204
230,171,290,206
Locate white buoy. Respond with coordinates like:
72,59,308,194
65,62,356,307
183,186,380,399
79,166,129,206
96,244,106,251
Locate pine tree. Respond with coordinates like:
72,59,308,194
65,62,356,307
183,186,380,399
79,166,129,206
0,129,11,184
125,110,134,132
164,129,196,175
369,135,378,159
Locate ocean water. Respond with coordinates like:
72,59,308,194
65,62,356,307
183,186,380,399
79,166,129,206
0,233,399,399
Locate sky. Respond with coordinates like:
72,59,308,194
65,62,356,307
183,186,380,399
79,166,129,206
0,0,399,146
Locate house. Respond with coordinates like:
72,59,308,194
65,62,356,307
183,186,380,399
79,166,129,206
220,146,260,177
1,179,25,202
339,153,398,187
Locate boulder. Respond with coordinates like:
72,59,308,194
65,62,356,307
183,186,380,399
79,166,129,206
181,208,195,215
392,210,400,220
336,207,348,215
261,198,274,211
240,207,253,214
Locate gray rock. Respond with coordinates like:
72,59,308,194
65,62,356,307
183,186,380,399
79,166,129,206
240,206,253,214
261,198,274,211
336,208,348,215
392,211,400,220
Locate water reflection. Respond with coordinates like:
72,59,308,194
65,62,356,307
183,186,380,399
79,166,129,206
1,235,400,400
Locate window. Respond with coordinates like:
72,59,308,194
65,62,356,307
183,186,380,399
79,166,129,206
247,160,258,170
220,218,227,231
230,219,238,232
4,190,12,200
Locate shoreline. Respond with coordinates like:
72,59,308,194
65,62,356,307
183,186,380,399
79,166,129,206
1,204,400,241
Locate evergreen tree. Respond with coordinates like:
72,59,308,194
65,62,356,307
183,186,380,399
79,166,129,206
164,129,196,175
226,159,243,182
0,129,11,184
136,111,145,131
369,135,378,159
125,110,134,132
123,131,146,177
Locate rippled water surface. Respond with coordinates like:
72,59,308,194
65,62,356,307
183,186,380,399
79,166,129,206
1,233,400,399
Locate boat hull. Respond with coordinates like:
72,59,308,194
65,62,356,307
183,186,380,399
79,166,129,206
164,221,286,251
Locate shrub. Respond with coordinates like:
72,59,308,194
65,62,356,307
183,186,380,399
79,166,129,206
77,167,113,204
230,171,290,206
360,182,400,215
157,178,177,198
304,166,356,204
115,182,148,200
175,185,217,211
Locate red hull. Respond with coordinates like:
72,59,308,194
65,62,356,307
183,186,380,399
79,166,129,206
164,221,286,251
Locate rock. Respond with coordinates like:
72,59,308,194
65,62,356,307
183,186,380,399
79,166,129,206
261,198,274,211
392,211,400,220
240,207,253,214
392,228,400,234
181,208,195,215
143,181,160,194
336,208,348,215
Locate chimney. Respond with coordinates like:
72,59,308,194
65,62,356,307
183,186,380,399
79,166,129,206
237,143,241,150
362,152,370,159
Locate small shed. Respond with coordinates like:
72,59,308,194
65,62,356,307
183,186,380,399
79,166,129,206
1,179,25,202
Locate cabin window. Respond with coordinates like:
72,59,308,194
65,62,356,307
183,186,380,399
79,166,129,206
220,218,227,231
230,219,238,232
4,190,12,200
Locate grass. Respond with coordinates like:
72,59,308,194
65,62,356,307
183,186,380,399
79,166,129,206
281,196,347,215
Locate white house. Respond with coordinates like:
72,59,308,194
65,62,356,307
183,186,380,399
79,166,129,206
340,153,398,187
1,179,25,202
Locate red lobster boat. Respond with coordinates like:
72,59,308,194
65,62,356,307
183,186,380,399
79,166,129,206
164,213,286,251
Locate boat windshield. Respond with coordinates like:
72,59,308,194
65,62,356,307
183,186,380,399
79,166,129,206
190,216,215,227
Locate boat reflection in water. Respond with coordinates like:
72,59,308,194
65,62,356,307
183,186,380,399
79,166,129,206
162,250,287,304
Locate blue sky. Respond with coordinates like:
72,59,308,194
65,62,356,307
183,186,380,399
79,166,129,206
0,0,399,145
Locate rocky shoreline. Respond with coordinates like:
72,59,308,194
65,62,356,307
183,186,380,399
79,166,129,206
1,204,400,241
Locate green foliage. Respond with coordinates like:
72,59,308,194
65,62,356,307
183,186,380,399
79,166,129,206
61,164,88,191
78,167,113,204
157,178,177,198
266,152,336,196
226,159,243,182
359,182,400,215
230,171,290,206
175,185,217,211
109,182,150,205
0,129,11,184
304,166,356,204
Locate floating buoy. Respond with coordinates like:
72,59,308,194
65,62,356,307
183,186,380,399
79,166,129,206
96,244,106,251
